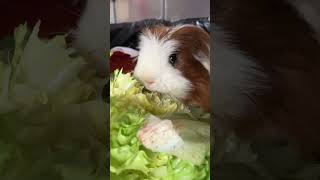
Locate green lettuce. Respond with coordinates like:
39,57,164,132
110,69,210,180
0,22,107,179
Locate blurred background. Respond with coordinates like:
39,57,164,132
0,0,86,37
110,0,210,23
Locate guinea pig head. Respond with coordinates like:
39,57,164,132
133,25,210,111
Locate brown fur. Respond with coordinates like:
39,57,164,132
213,0,320,159
170,26,210,112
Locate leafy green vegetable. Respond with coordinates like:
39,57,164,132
110,69,210,179
0,21,107,179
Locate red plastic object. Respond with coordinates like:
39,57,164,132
110,51,137,74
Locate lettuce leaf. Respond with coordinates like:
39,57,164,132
110,69,210,179
0,22,107,179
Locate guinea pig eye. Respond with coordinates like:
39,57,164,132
168,54,177,66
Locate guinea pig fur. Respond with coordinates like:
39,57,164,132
213,0,320,159
133,25,210,112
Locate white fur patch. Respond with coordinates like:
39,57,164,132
213,26,266,117
134,32,192,99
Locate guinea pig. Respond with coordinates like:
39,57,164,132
213,0,320,159
133,24,210,112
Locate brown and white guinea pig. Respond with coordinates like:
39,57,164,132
213,0,320,159
133,24,210,112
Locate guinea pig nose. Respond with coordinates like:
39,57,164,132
145,80,155,84
140,75,155,85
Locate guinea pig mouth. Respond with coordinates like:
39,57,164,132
142,83,157,91
141,84,163,95
142,88,152,93
144,86,160,94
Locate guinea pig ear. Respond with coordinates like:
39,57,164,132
193,50,210,73
110,46,139,58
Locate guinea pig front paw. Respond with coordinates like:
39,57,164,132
137,115,184,153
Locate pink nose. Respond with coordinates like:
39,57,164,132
145,80,155,84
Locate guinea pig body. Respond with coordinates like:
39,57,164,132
213,0,320,159
133,25,210,111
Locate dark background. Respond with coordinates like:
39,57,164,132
0,0,86,37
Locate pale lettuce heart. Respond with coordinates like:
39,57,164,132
0,21,92,115
19,21,85,92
